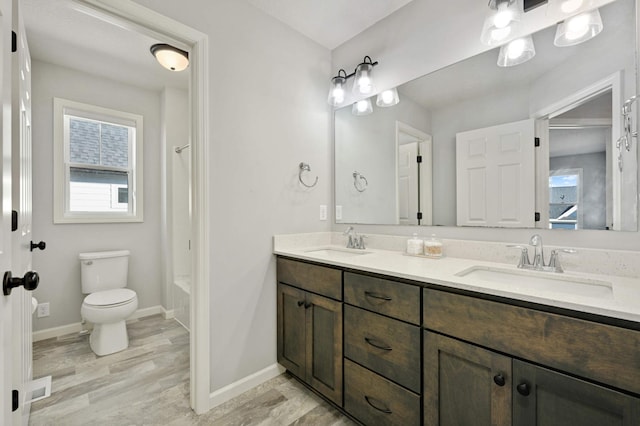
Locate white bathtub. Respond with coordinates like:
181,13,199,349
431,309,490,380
173,276,190,331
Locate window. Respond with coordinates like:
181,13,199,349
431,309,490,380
549,169,582,230
54,98,143,223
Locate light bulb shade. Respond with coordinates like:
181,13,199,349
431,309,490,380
353,60,376,95
376,88,400,107
546,0,594,17
480,0,522,46
150,44,189,72
554,9,603,47
328,74,347,106
352,98,373,116
497,36,536,67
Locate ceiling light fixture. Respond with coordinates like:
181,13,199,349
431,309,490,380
327,56,378,106
150,43,189,72
481,0,522,46
554,8,603,46
497,35,536,67
376,88,400,107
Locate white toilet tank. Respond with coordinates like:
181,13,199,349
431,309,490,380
79,250,130,293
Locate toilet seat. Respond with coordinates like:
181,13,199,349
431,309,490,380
84,289,136,308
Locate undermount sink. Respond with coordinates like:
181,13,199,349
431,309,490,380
455,265,613,298
304,248,371,259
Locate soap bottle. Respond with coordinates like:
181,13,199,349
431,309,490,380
406,233,423,255
424,234,443,258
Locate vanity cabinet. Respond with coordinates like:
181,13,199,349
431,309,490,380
276,258,343,406
343,272,421,425
423,288,640,425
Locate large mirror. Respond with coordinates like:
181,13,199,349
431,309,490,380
335,0,637,231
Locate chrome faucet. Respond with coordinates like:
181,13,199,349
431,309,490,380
507,234,576,273
344,226,366,249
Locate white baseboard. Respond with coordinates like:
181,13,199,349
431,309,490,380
209,363,286,409
163,309,175,320
33,305,171,342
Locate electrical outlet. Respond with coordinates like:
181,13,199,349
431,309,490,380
37,302,50,318
336,205,343,220
319,205,327,221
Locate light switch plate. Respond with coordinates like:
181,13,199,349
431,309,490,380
319,205,327,221
336,205,343,220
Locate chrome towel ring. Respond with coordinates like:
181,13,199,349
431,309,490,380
299,162,318,188
353,171,368,192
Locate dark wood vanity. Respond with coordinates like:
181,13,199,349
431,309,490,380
276,256,640,425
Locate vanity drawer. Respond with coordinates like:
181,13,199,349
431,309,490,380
344,305,421,393
277,257,342,300
423,288,640,395
344,358,420,426
344,272,420,324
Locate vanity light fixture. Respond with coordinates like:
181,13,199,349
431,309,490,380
480,0,522,46
150,43,189,72
352,98,373,116
546,0,593,17
497,35,536,67
554,8,603,46
376,88,400,107
327,56,378,106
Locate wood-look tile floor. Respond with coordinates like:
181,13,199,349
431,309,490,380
30,315,354,426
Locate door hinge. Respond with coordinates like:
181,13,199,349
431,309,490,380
535,212,541,222
12,389,18,412
417,212,423,220
11,210,18,232
534,137,540,147
11,31,17,53
417,155,422,163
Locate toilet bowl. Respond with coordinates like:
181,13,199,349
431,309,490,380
79,250,138,356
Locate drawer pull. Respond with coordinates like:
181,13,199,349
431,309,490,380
364,337,393,351
364,291,392,301
297,300,305,307
364,395,392,414
517,382,531,396
493,374,506,387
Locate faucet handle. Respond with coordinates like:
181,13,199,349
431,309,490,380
507,245,531,268
548,249,577,273
358,235,367,250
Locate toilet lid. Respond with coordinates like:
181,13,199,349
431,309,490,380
84,289,136,307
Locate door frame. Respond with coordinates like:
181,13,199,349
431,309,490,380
77,0,211,414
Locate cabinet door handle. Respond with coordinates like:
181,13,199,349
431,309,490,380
517,382,531,396
364,395,392,414
493,374,506,387
364,291,392,301
364,337,392,351
304,302,311,309
297,300,305,307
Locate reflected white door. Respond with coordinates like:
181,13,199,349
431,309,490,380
11,3,33,424
0,0,15,423
398,142,419,225
456,118,535,228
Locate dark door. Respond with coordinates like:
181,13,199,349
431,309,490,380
277,283,306,379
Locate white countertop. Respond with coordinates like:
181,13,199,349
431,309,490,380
274,243,640,324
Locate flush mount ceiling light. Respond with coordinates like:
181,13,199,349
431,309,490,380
150,43,189,72
554,8,603,46
327,56,378,106
497,35,536,67
352,98,373,116
376,88,400,107
481,0,522,46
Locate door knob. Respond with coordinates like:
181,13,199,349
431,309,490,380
30,241,46,251
3,271,39,295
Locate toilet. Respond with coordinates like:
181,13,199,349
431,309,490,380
79,250,138,356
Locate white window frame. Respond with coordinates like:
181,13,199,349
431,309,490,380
53,98,144,223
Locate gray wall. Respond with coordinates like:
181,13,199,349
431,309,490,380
31,60,163,331
132,0,332,392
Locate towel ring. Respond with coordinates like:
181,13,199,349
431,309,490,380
299,162,318,188
353,171,368,192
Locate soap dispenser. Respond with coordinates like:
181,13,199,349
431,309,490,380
406,233,423,255
424,234,443,258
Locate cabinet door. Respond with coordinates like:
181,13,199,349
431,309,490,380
307,292,343,406
277,283,306,379
424,331,512,426
513,360,640,426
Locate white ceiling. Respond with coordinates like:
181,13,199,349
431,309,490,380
247,0,416,49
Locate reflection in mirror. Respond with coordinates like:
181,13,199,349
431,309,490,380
334,0,637,231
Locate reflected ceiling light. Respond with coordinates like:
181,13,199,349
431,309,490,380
327,56,378,106
554,8,603,47
376,88,400,107
481,0,522,46
352,98,373,116
150,43,189,72
546,0,594,17
497,36,536,67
